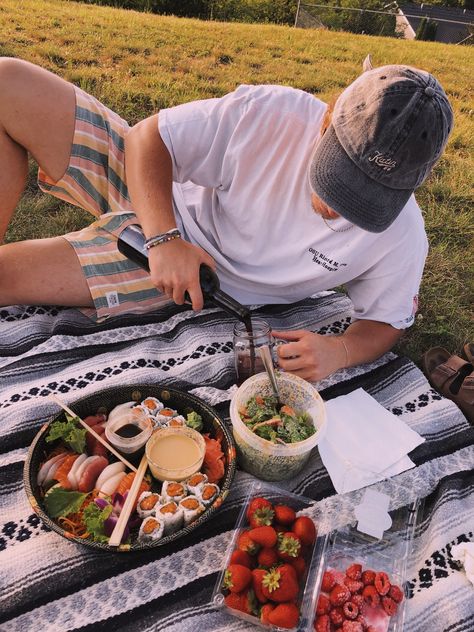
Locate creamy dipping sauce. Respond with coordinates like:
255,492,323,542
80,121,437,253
148,433,201,469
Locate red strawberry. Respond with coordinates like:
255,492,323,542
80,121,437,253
362,585,380,607
314,614,331,632
274,504,296,525
268,602,300,629
247,497,275,528
261,564,299,602
290,556,306,579
260,603,275,624
382,596,398,616
344,577,364,593
230,549,254,568
278,532,302,561
224,587,258,615
346,563,362,580
248,525,277,548
342,622,364,632
223,564,253,593
321,570,337,592
329,583,351,606
292,516,317,546
343,601,359,620
389,584,404,603
252,568,269,603
258,547,279,568
361,569,376,585
237,530,259,555
374,571,391,596
316,594,330,615
329,607,345,627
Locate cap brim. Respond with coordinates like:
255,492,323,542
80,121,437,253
309,125,412,233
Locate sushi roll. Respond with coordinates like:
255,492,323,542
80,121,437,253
138,516,164,542
186,472,208,496
199,483,220,506
167,415,186,428
140,397,164,416
161,481,188,503
179,495,205,526
154,407,178,426
156,501,184,535
137,491,161,519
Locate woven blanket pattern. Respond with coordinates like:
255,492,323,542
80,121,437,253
0,294,473,632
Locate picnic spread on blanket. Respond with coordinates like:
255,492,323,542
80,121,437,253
1,293,473,631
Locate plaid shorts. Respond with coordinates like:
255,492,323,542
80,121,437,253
38,86,169,322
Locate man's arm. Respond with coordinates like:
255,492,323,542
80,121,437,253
125,115,215,309
273,320,403,382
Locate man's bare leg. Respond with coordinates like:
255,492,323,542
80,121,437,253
0,58,93,307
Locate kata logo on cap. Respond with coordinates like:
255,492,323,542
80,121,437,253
368,151,397,172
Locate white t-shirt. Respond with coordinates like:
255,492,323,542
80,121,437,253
158,84,428,328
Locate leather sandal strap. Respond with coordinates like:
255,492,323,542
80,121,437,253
430,355,473,392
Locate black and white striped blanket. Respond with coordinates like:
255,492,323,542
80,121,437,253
1,293,473,632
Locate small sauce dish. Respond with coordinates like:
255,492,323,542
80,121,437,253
145,426,205,482
105,408,153,457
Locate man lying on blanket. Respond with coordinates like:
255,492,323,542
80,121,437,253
0,56,452,381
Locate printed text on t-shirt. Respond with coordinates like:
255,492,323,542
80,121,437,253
309,248,347,272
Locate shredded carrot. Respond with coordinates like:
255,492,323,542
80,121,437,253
56,489,100,538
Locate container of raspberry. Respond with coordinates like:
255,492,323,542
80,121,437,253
312,499,421,632
212,480,329,631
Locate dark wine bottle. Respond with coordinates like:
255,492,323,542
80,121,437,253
117,224,251,322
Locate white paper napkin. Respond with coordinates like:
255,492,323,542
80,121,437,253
318,388,425,493
451,543,474,586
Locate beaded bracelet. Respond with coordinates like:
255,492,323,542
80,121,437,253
144,228,181,250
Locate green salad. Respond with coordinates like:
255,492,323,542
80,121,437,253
239,395,315,444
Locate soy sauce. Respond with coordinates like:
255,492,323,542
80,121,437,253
116,423,142,439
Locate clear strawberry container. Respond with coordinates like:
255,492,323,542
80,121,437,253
311,496,421,632
212,481,329,631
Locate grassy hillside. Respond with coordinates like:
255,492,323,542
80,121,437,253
1,0,473,364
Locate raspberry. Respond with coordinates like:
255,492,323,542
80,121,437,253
361,570,376,585
366,627,377,632
389,584,404,603
329,607,345,627
346,563,362,580
342,621,364,632
356,615,368,630
382,596,398,616
316,594,331,615
321,570,337,592
374,572,391,596
344,577,364,593
343,601,359,620
362,585,380,607
352,594,364,608
314,614,331,632
330,583,351,606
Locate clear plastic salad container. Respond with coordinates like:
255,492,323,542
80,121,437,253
212,481,329,631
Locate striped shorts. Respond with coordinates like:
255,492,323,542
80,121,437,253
38,86,170,322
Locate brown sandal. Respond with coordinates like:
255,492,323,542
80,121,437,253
462,342,474,364
422,346,474,424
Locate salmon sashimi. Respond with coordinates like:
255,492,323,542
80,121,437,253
54,454,80,490
203,434,225,484
115,471,150,508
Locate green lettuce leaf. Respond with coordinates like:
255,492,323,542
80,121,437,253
82,502,113,543
46,413,86,453
44,486,88,518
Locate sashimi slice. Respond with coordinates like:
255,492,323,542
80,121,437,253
99,471,127,497
67,453,88,490
202,434,225,484
37,453,69,486
95,462,126,491
54,454,80,490
114,472,150,509
78,456,109,493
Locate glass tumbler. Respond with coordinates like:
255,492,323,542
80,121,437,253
233,317,274,385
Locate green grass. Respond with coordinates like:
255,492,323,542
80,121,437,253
1,0,473,365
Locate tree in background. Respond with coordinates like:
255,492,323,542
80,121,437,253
415,16,439,39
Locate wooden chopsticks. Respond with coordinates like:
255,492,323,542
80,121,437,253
108,454,148,546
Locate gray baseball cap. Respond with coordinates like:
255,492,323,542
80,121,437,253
309,63,453,232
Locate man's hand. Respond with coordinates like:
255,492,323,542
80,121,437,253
273,330,346,381
148,238,215,310
273,320,403,382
